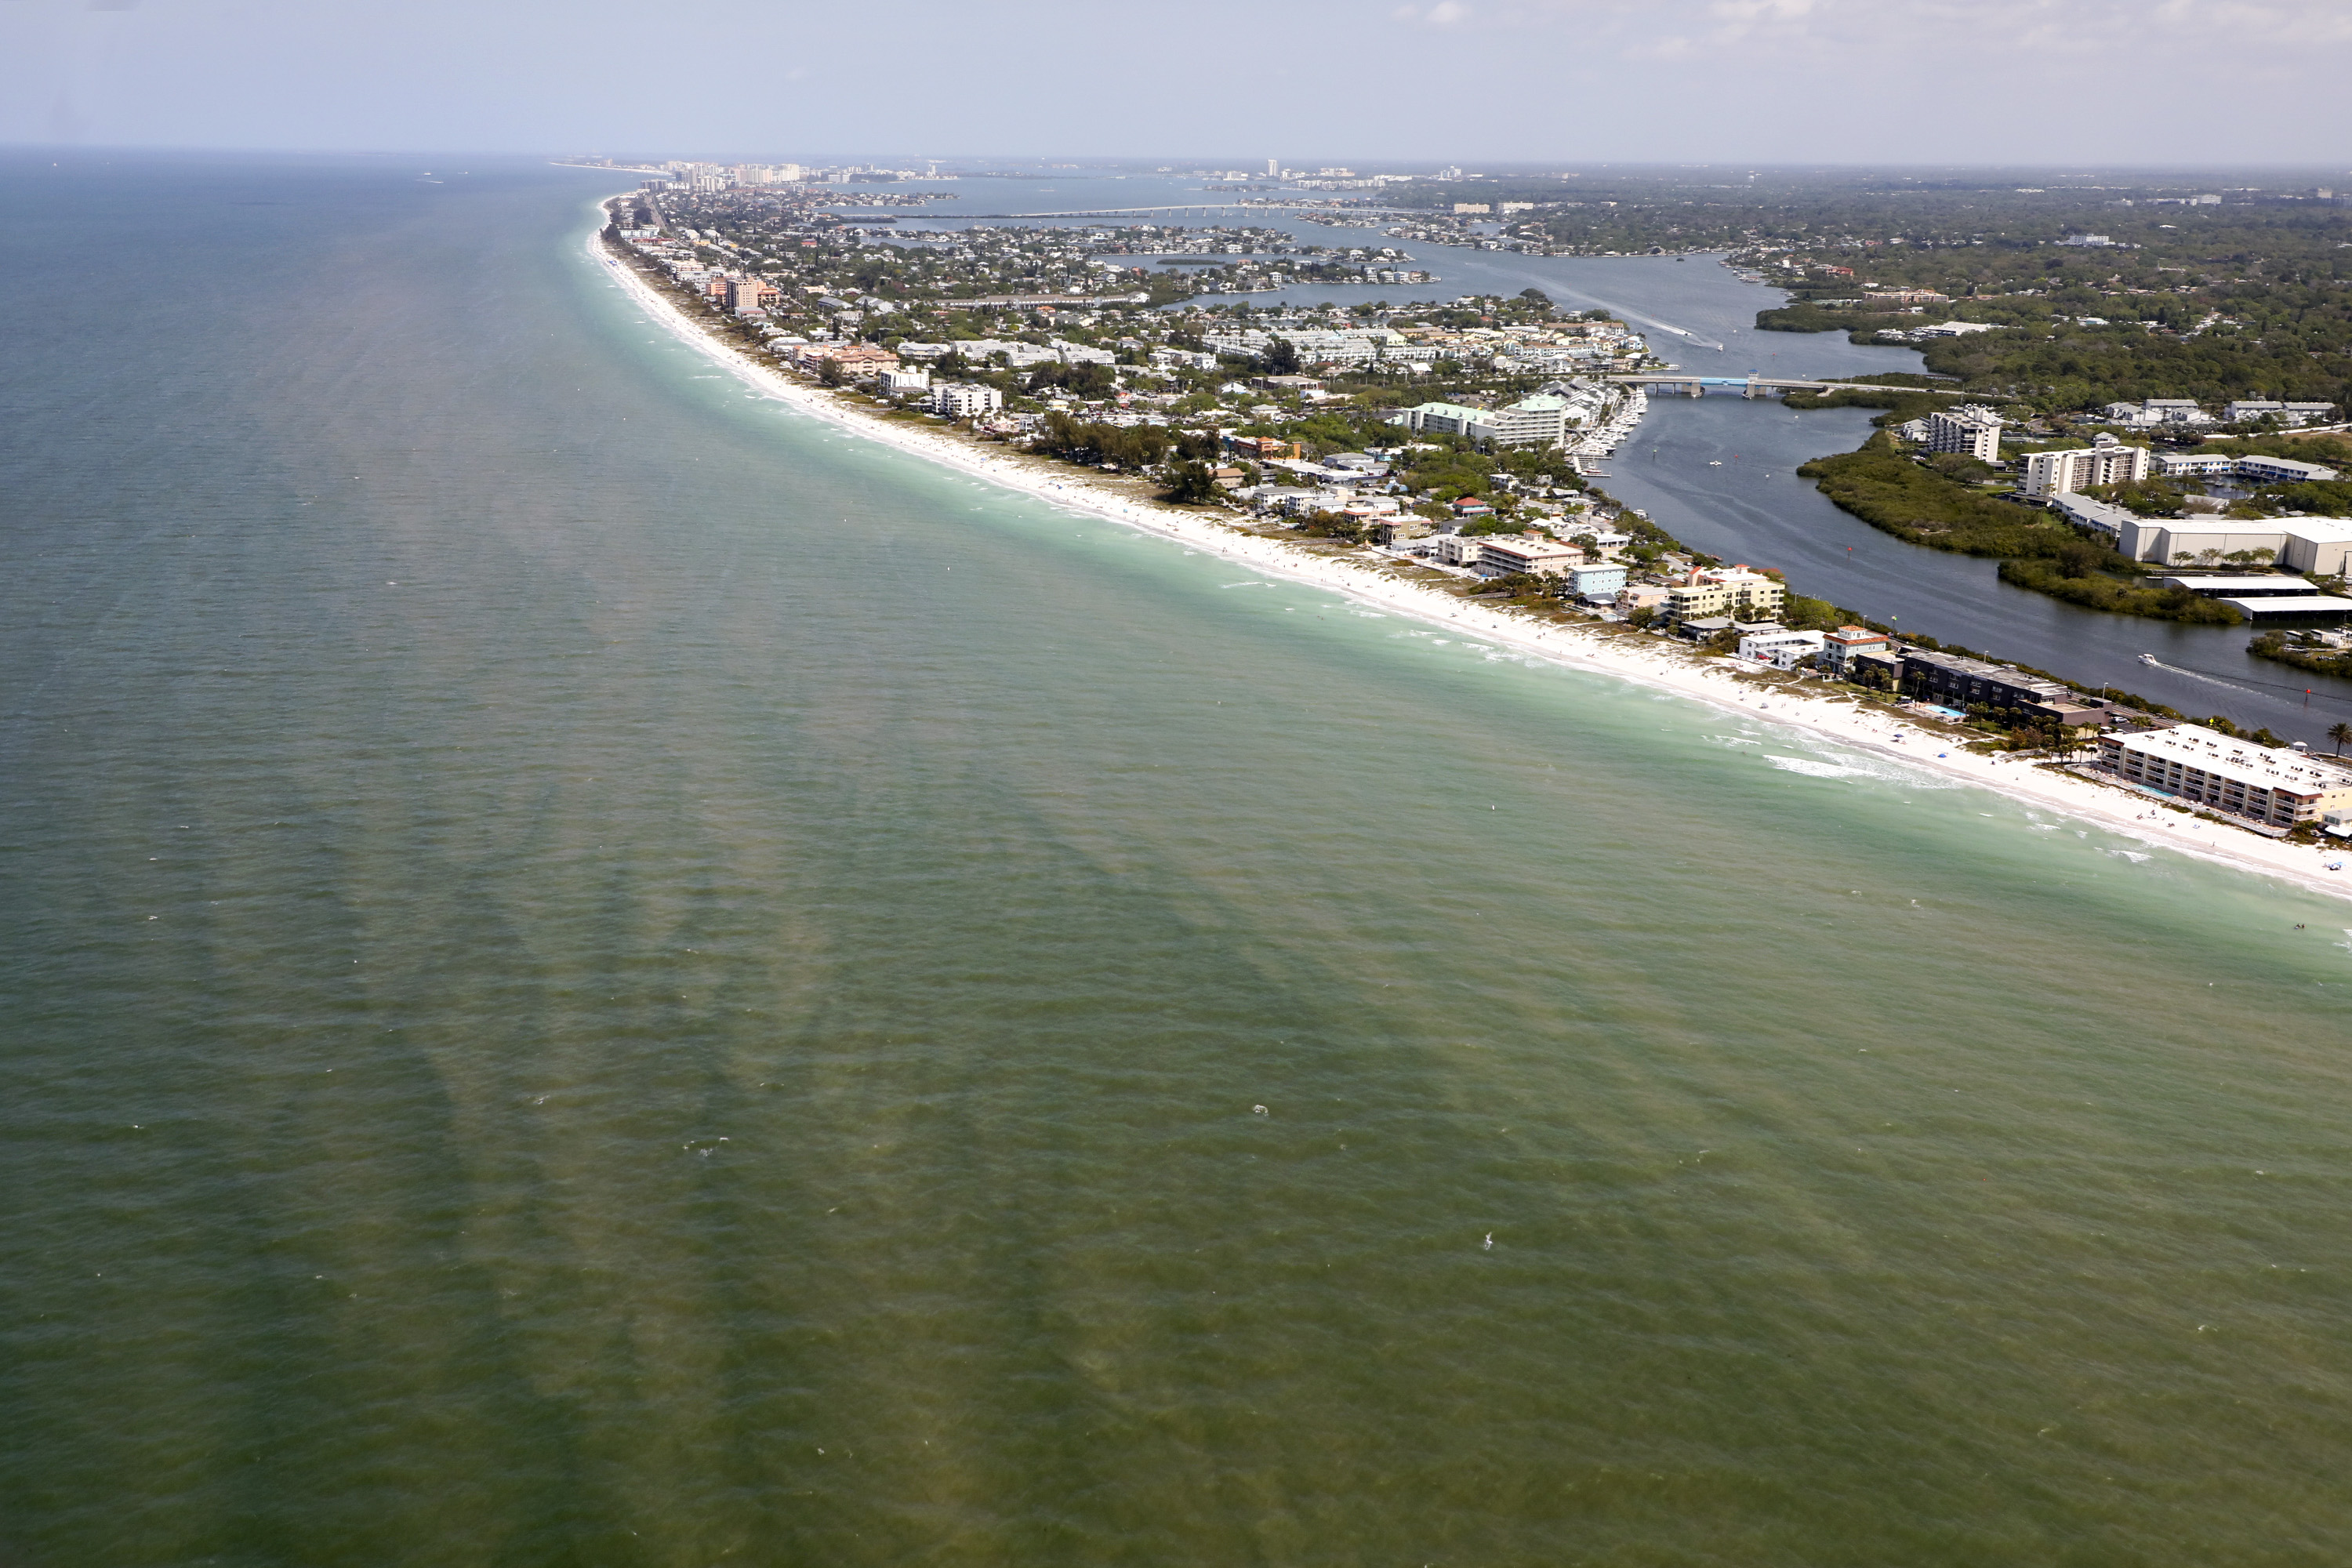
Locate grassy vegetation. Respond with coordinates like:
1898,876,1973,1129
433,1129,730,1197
1798,434,2251,623
1996,559,2242,623
2249,631,2352,679
1798,435,2081,555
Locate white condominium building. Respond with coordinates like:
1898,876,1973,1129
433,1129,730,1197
2232,454,2340,485
1388,395,1569,449
929,383,1004,419
1487,395,1571,449
1923,406,2002,463
2223,401,2336,425
2098,724,2352,828
2022,437,2151,498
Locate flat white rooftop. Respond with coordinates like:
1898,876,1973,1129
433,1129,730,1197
2219,595,2352,618
2159,574,2312,594
2107,723,2352,796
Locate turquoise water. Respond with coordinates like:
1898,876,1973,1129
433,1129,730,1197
5,154,2352,1565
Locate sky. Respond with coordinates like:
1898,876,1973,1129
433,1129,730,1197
4,0,2351,167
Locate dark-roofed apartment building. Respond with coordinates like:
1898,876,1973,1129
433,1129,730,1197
1899,649,2107,729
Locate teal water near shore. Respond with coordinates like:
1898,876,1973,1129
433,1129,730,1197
7,154,2352,1565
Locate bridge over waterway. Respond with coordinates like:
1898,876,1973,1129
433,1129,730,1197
1606,373,2010,401
876,204,1417,223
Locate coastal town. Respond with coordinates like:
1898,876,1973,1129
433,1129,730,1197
596,164,2352,863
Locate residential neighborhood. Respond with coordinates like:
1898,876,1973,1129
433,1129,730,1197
598,166,2352,844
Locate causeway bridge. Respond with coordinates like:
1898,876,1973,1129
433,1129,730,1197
1606,372,2009,401
893,204,1417,223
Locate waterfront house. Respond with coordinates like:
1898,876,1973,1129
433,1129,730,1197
1818,626,1890,677
1737,630,1826,670
1563,562,1627,601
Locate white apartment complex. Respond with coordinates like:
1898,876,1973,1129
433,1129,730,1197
1388,394,1572,449
2102,398,2213,427
929,383,1004,419
2097,724,2352,828
2223,401,2336,425
2154,452,2341,485
1923,406,2002,463
1486,394,1571,449
2022,437,2152,498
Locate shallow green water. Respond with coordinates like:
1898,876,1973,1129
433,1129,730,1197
5,154,2352,1566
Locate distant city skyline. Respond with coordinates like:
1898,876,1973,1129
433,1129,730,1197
4,0,2350,165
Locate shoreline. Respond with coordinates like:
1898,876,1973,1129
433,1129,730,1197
585,216,2352,909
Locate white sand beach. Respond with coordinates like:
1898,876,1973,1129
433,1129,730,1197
591,225,2352,906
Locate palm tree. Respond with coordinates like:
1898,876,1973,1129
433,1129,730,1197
2329,720,2352,757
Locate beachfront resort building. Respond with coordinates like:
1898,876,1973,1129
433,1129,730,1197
930,383,1004,419
1923,406,2003,463
1664,568,1786,623
2021,435,2152,498
791,343,899,379
2097,724,2352,828
1476,534,1581,577
724,277,780,314
1899,648,2107,729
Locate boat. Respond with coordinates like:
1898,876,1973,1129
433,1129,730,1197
2139,653,2160,666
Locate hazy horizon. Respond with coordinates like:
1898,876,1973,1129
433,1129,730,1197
6,0,2350,166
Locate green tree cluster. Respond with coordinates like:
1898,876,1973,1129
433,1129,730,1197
1799,436,2246,623
1029,412,1170,470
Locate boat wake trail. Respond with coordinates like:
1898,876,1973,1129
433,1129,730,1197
2140,655,2352,706
2140,655,2260,694
1490,266,1727,352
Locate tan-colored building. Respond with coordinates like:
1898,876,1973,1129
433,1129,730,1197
725,277,779,313
1477,535,1582,576
793,344,900,379
1666,568,1787,622
2098,724,2352,828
